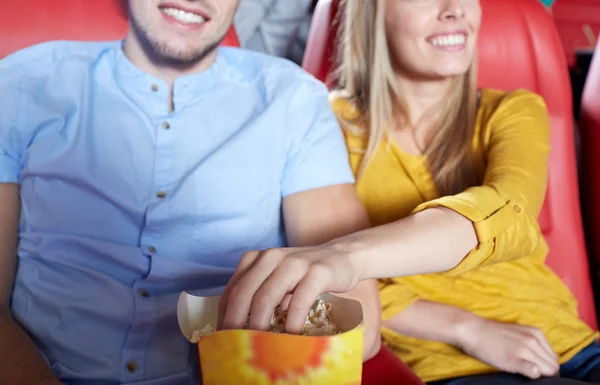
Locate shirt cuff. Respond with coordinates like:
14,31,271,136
412,187,526,242
412,187,528,275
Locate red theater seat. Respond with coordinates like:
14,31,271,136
0,0,239,59
580,42,600,278
552,0,600,68
477,0,596,330
304,0,598,383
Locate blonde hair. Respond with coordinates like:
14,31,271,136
333,0,481,197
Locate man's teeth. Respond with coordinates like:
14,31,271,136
430,34,466,47
161,7,206,24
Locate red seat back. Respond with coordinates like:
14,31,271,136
302,0,339,87
551,0,599,68
579,41,600,285
478,0,596,329
303,0,598,339
0,0,239,59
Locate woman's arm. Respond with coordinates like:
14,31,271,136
221,90,551,333
384,299,559,379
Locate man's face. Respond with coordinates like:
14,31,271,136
127,0,239,65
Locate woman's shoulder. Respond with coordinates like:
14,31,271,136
329,90,362,120
328,90,367,145
479,88,548,117
478,88,550,140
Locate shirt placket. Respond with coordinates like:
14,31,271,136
120,95,175,382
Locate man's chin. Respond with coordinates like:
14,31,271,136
151,43,216,66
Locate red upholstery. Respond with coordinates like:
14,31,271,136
580,41,600,280
362,346,425,385
551,0,599,67
477,0,597,330
0,0,239,59
304,0,598,383
302,0,339,87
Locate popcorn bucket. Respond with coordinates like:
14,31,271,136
177,292,364,385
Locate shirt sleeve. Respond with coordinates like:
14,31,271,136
378,278,420,321
0,59,23,183
413,90,551,275
281,77,355,197
234,0,313,58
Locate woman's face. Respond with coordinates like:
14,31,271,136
384,0,481,80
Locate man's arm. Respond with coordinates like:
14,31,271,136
219,76,381,356
0,184,61,385
281,184,381,361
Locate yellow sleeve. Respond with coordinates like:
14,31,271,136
378,279,420,321
413,90,551,276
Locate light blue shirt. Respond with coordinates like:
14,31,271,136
0,41,354,385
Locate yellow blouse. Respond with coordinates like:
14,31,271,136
331,89,598,383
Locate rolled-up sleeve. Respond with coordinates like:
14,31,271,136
0,60,23,183
413,90,551,275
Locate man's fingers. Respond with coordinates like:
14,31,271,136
217,251,260,330
221,250,282,330
279,294,292,310
285,264,329,334
247,260,306,331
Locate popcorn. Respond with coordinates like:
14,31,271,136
190,323,216,343
302,299,340,336
271,298,340,336
190,298,340,341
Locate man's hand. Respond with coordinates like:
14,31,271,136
219,184,382,361
218,244,362,334
457,317,559,379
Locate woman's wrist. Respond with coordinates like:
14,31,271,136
326,236,371,281
452,310,487,351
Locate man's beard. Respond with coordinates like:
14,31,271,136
131,15,225,67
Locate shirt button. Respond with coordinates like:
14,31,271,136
147,246,157,254
151,84,159,92
126,360,138,373
138,288,150,298
156,191,167,199
162,122,170,130
513,204,523,214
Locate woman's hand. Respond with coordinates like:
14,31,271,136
218,244,364,334
457,318,559,379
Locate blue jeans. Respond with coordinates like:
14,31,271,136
429,342,600,385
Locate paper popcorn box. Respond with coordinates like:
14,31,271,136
177,292,364,385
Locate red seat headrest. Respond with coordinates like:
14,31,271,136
0,0,239,59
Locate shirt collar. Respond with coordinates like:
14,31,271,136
112,42,224,111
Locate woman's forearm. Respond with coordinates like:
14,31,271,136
382,299,482,348
329,207,478,280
